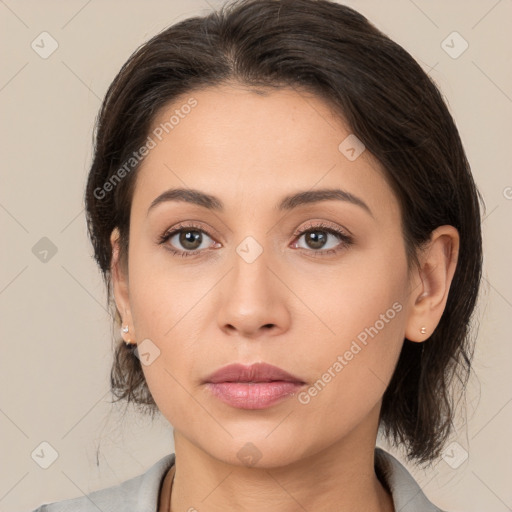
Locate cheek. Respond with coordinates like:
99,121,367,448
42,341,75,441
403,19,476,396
293,232,409,346
126,249,213,421
127,242,209,340
291,304,406,446
292,240,409,408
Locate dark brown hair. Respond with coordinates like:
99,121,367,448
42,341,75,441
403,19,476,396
85,0,483,464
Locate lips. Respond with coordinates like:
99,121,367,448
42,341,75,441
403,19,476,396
204,363,305,410
204,362,304,384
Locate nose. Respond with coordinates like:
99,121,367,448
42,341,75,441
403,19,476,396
216,250,291,339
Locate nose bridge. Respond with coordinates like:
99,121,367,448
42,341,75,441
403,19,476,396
216,233,290,337
230,235,275,311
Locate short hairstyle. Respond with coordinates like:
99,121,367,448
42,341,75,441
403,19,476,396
85,0,483,464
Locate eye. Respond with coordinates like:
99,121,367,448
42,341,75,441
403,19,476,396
158,221,353,258
291,221,353,256
158,222,219,257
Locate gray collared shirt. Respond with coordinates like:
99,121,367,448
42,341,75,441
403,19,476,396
30,448,446,511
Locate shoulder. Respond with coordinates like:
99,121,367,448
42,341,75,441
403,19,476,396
375,447,448,512
30,453,175,512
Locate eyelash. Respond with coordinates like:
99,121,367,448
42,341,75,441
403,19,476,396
157,221,354,258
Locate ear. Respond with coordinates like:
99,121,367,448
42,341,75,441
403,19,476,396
404,225,459,342
110,227,135,343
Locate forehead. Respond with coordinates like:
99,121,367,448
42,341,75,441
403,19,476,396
132,84,399,221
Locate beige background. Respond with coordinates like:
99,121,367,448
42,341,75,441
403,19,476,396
1,0,511,510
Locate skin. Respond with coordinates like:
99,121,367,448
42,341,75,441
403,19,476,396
110,83,459,512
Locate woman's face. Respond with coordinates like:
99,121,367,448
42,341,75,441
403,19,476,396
114,84,418,467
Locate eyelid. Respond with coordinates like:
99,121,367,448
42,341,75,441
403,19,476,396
291,219,352,239
159,221,220,243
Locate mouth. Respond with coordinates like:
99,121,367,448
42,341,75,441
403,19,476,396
204,362,305,410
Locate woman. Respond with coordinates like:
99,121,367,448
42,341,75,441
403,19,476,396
31,0,482,510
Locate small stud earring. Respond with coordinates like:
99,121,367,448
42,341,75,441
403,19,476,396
121,324,135,348
420,326,427,334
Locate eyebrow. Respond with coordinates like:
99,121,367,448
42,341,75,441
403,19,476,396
147,187,373,217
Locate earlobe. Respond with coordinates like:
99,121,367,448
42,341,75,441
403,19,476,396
110,228,135,343
404,225,459,343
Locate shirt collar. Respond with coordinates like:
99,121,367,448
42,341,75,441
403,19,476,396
375,447,444,511
48,449,444,511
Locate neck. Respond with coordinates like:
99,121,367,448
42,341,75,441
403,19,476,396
168,414,394,512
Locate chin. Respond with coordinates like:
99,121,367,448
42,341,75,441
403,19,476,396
190,429,315,469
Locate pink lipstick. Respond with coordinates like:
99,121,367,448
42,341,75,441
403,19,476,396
204,362,305,410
